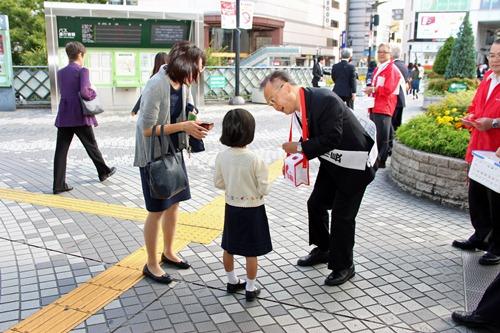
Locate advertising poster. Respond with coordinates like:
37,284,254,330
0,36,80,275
115,52,136,76
221,1,236,29
416,12,466,40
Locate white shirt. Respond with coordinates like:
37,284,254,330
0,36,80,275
214,147,270,207
486,72,500,102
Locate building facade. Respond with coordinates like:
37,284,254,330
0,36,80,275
402,0,500,66
110,0,348,66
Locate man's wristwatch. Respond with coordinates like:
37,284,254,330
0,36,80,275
297,142,302,153
492,118,499,129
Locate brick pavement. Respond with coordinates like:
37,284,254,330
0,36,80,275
0,98,498,333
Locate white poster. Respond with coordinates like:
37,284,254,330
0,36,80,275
221,0,236,29
416,12,466,40
115,52,136,77
240,1,254,30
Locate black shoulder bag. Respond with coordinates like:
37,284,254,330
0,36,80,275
146,125,188,199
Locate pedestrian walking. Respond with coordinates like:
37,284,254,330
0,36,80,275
452,39,500,265
261,71,376,286
53,41,116,194
135,42,208,284
331,49,357,109
214,108,272,301
391,47,409,131
311,56,325,87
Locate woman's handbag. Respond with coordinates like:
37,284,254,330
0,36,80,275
146,125,188,199
79,93,104,115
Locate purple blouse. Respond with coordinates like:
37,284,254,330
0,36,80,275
55,62,98,127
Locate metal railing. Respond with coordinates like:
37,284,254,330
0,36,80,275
13,66,51,105
12,66,314,105
204,66,313,101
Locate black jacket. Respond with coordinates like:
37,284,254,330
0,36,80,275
312,62,323,84
301,88,376,193
393,59,409,108
331,60,357,97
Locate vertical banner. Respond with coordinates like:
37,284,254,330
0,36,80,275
323,0,331,27
220,0,236,29
341,30,346,48
239,1,254,30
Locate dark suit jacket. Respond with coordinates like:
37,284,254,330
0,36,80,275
312,62,323,84
393,59,409,108
301,88,376,193
331,60,357,97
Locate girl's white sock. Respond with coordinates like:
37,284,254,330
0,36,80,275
246,278,256,291
226,270,239,284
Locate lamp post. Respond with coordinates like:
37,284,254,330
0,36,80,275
229,0,245,105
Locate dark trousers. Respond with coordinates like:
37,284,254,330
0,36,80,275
474,271,500,323
339,95,354,109
307,163,367,270
369,113,393,164
392,106,404,131
468,179,500,254
312,79,319,87
53,126,110,191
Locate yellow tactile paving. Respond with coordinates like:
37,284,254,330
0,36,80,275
4,159,284,333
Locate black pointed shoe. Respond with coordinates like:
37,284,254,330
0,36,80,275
99,167,116,182
451,311,494,329
479,252,500,266
53,184,73,195
142,264,172,284
297,247,329,267
245,287,261,301
325,266,355,286
452,239,488,251
161,253,191,269
227,279,246,293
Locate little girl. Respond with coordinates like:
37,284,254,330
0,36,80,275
214,108,272,301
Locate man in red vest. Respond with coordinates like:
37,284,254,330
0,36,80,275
364,43,401,168
452,39,500,266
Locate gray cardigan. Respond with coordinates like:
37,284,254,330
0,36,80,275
134,71,193,167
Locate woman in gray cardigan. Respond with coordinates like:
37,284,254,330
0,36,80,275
134,42,207,284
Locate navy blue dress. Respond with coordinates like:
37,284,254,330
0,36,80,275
139,86,191,212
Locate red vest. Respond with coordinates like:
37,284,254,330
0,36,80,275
465,70,500,163
369,61,400,116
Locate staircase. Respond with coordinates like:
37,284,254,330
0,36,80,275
240,46,301,67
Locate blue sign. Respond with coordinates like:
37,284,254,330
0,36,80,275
341,31,346,48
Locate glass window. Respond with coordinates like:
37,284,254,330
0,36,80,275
330,20,339,28
481,0,500,9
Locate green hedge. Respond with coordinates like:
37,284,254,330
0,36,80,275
396,91,474,159
426,78,478,95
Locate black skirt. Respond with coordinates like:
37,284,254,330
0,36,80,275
221,204,272,257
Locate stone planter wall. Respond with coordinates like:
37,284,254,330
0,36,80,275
391,142,469,209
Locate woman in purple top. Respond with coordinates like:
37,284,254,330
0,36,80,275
53,42,115,194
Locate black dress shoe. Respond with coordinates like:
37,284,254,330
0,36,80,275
479,252,500,266
53,185,73,194
245,287,261,301
452,311,493,328
161,253,191,269
142,264,172,284
325,266,355,286
452,239,488,251
99,167,116,182
297,247,329,267
227,279,246,293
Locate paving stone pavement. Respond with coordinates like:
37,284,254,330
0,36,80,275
0,99,498,333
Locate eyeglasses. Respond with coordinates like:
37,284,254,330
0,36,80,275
267,83,285,107
487,53,500,59
377,51,390,54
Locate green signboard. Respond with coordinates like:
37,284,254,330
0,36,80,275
448,82,468,93
207,75,227,89
57,16,191,48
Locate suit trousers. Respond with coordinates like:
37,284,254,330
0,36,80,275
468,179,500,254
53,126,111,191
474,271,500,323
307,162,367,270
392,106,404,131
339,95,354,109
369,113,393,164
